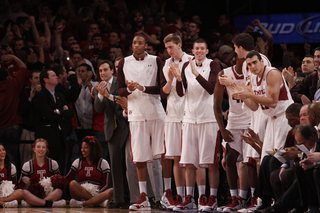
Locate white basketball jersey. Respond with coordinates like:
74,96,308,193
251,66,293,117
224,66,251,129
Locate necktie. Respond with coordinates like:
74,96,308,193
107,82,111,93
52,93,56,103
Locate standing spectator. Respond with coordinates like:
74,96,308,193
74,64,96,140
0,54,28,166
18,69,41,166
94,60,127,208
33,69,74,175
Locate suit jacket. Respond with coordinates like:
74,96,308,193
33,88,74,147
115,102,129,148
19,87,38,131
94,77,119,142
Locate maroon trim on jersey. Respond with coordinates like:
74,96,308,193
133,52,147,61
278,83,289,101
171,57,182,63
195,62,202,67
231,66,244,80
247,157,257,167
256,66,267,86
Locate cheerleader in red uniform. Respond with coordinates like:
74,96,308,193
0,144,23,207
18,138,66,207
66,136,113,207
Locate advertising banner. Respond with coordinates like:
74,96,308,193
234,13,320,44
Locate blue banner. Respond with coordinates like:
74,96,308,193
234,13,320,44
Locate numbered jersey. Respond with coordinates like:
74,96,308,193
251,66,293,117
224,66,251,129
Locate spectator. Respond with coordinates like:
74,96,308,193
18,69,42,165
0,54,28,165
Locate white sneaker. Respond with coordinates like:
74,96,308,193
52,199,66,207
202,195,218,212
217,197,232,212
98,199,109,207
70,199,84,208
160,189,175,209
173,195,197,211
3,200,18,208
223,196,246,212
129,192,151,211
21,200,31,207
238,196,258,213
167,194,183,210
198,194,207,211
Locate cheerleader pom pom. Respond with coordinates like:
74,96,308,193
80,182,99,197
39,177,53,195
28,182,45,199
0,180,15,198
51,174,68,191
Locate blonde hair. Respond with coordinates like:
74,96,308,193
163,33,182,45
32,138,49,160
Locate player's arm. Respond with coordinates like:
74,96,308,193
214,70,234,142
196,60,220,95
176,62,188,97
250,70,282,108
117,59,131,97
160,62,170,98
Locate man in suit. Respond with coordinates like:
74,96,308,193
94,60,126,208
33,69,74,174
254,123,320,213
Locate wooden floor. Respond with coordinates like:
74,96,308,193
0,208,169,213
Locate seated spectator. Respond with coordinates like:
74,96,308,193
290,47,320,104
283,55,315,90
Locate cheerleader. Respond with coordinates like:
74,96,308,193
0,144,23,207
66,136,113,207
18,138,66,207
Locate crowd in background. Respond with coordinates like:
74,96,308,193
1,0,320,211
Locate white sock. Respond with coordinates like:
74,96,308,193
251,188,255,197
139,181,147,194
198,185,206,195
210,188,218,196
230,189,238,197
186,186,194,197
177,186,185,196
239,190,248,199
164,178,171,190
